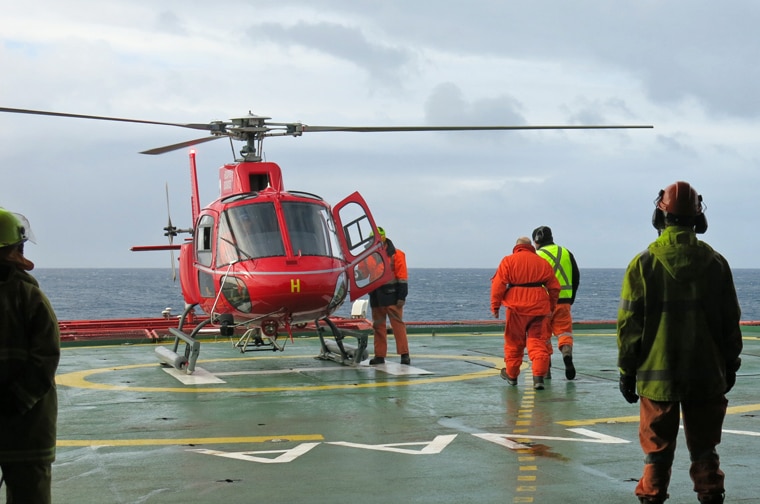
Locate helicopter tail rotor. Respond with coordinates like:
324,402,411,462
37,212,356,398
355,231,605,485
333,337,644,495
163,183,178,281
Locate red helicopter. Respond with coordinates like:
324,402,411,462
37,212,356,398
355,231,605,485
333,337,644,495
0,106,652,373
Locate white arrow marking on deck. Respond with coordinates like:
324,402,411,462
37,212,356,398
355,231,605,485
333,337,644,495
327,434,457,454
723,429,760,437
188,442,320,464
474,428,629,448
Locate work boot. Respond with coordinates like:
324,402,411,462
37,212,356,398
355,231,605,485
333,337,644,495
400,354,411,365
698,492,725,504
500,368,517,386
533,375,545,390
638,498,665,504
369,357,385,365
561,345,576,380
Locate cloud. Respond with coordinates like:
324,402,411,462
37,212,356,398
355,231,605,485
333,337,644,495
248,20,415,84
0,0,759,271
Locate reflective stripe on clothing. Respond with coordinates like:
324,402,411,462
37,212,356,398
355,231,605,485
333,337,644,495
536,244,574,299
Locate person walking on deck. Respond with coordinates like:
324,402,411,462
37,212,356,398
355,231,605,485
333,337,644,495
491,236,560,390
532,225,580,380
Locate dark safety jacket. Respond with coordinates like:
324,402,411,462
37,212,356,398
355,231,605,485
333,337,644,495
491,243,560,316
369,239,408,308
0,264,60,463
536,243,579,305
617,226,742,401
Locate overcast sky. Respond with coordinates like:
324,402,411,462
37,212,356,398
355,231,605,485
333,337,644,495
2,1,759,271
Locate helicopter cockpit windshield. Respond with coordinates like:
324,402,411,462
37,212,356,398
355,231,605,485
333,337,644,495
217,201,344,265
281,201,343,259
219,203,285,263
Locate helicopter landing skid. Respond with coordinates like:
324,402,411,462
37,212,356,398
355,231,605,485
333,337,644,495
232,327,285,353
316,317,369,366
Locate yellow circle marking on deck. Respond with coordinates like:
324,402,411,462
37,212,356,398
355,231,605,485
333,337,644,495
56,354,504,393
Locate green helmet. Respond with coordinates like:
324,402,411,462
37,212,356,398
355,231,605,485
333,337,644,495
0,209,34,248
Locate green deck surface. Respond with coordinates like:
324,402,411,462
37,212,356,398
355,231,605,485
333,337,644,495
49,325,760,503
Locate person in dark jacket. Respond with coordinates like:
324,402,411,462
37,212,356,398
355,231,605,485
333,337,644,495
0,209,60,504
532,226,580,380
367,227,410,366
617,182,742,504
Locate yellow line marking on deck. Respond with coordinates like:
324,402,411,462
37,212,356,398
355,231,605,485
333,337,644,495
558,403,760,426
57,434,324,448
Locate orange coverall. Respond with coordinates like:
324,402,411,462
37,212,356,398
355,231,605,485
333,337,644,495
490,243,560,378
370,247,409,358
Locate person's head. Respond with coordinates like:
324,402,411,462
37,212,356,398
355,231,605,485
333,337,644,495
377,226,386,243
651,181,707,234
0,209,36,270
531,226,553,247
0,209,34,249
516,236,532,246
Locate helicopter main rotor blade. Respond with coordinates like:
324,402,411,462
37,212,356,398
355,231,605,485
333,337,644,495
0,106,212,131
141,135,222,155
301,124,653,132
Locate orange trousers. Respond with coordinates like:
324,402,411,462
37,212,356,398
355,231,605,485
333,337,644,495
545,303,574,354
503,310,551,378
635,396,728,503
371,304,409,357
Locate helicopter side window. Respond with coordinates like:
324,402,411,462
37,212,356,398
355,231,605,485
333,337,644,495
226,203,285,258
216,214,239,266
196,215,215,267
282,202,341,258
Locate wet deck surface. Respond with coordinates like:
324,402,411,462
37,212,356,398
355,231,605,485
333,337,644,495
50,325,760,503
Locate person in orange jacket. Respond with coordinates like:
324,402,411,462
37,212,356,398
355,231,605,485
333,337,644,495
367,227,410,366
491,236,560,390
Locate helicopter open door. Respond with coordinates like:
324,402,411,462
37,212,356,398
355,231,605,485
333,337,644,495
332,192,394,301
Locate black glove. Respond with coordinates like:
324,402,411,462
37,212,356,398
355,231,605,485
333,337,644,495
0,390,22,417
619,374,639,404
725,357,741,393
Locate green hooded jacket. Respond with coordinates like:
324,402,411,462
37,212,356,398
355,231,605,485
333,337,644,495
0,264,60,463
617,226,742,401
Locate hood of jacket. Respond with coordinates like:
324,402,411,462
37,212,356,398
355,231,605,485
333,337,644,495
648,226,716,282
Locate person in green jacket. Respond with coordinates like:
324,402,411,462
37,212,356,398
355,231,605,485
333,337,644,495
617,182,742,504
0,209,60,504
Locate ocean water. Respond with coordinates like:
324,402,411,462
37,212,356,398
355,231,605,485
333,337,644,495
34,268,760,322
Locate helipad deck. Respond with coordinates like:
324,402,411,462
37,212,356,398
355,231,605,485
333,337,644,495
50,324,760,503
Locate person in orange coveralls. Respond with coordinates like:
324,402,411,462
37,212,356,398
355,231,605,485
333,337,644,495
491,236,560,390
367,227,410,366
